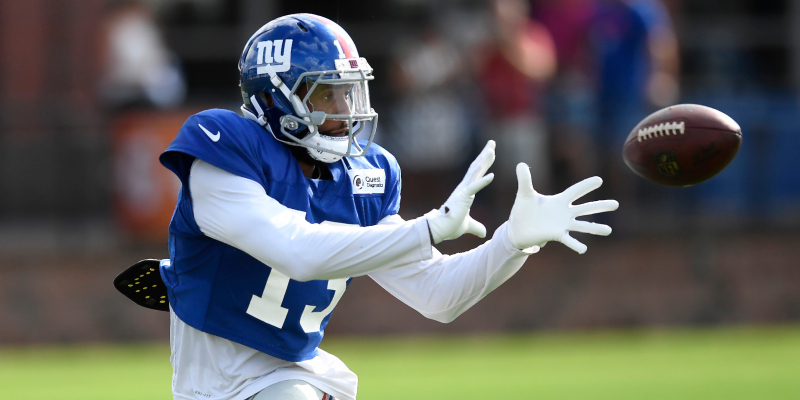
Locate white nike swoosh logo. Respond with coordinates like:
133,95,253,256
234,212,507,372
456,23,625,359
198,124,220,142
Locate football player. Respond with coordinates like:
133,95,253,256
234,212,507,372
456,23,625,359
146,13,618,400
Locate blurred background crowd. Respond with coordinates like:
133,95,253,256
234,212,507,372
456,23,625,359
0,0,798,343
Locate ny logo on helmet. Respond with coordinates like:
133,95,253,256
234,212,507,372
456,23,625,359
256,39,293,74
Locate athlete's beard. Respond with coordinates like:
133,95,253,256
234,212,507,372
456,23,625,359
321,121,349,138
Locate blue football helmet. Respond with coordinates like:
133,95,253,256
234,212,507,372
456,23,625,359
239,14,378,163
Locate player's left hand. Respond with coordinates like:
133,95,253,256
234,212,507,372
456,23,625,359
426,140,495,244
507,163,619,254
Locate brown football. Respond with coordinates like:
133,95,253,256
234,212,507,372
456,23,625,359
622,104,742,187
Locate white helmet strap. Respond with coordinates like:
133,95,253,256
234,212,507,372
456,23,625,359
248,95,267,125
261,64,311,132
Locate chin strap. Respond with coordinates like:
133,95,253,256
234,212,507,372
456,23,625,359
260,63,312,134
242,103,340,163
241,104,266,126
246,96,268,126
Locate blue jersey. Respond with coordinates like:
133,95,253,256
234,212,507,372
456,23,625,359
590,0,673,148
159,109,401,362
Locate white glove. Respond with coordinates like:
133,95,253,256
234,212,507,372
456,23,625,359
426,140,496,244
508,163,619,254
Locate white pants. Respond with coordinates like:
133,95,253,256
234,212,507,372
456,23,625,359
248,380,331,400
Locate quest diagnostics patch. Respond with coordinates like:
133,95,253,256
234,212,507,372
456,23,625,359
347,168,385,194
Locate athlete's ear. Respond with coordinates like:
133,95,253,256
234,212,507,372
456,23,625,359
258,91,274,108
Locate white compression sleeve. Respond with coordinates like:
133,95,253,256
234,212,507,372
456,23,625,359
369,216,537,323
189,159,433,282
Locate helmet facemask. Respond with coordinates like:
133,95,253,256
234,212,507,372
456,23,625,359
276,58,378,163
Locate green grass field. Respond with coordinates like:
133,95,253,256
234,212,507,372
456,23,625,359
1,325,798,399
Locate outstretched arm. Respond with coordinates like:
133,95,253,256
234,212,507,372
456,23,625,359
369,216,536,323
190,159,431,281
370,164,619,323
188,141,496,282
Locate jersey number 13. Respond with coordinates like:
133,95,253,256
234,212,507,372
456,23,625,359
245,215,350,333
246,270,347,333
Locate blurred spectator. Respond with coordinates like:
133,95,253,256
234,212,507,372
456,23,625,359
534,0,599,187
380,13,479,218
535,0,679,192
535,0,595,73
589,0,679,205
475,0,556,201
592,0,679,146
385,14,472,173
633,0,681,109
100,0,186,110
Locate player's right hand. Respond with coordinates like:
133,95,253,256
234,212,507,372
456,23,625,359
425,140,495,244
507,163,619,254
